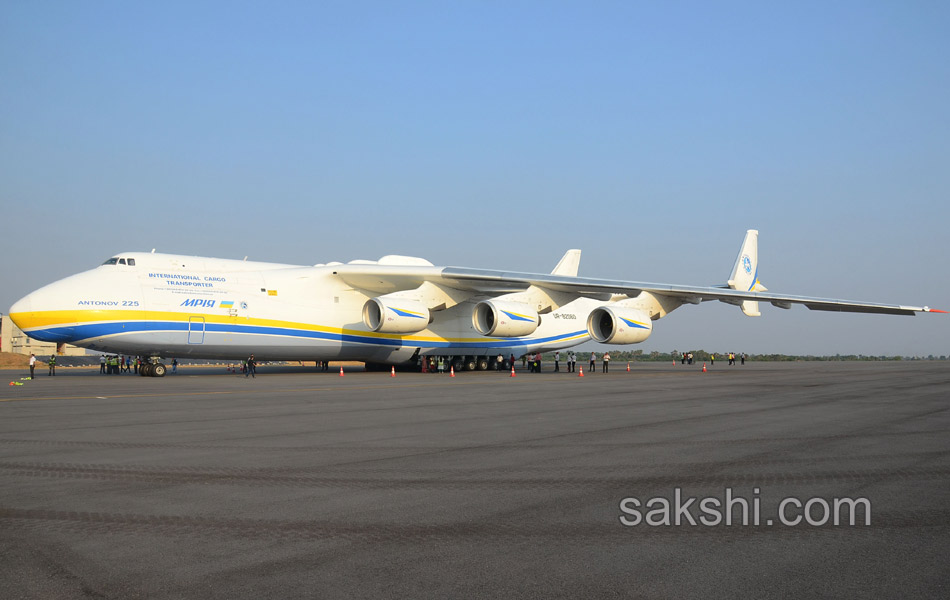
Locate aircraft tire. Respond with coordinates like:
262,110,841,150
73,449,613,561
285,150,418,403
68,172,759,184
476,358,488,371
152,363,166,377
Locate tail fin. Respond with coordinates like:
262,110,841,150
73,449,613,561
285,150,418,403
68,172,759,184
551,249,582,277
727,230,767,316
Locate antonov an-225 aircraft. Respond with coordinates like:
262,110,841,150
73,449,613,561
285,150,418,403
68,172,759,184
9,230,943,376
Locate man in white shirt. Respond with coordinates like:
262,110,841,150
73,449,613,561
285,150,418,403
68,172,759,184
29,353,36,379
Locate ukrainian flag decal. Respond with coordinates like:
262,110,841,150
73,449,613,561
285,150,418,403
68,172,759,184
220,301,234,309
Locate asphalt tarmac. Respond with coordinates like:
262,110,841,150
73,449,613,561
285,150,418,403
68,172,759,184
1,361,948,599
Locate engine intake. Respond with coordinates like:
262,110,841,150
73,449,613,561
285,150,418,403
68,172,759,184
363,297,430,333
472,300,540,337
587,306,653,344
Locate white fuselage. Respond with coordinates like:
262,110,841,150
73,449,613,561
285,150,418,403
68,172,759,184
9,252,598,363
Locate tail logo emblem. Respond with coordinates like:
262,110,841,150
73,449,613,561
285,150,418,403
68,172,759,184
742,255,752,274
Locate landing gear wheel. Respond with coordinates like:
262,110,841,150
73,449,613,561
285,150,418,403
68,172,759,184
464,358,476,371
476,358,488,371
141,364,152,377
152,363,166,377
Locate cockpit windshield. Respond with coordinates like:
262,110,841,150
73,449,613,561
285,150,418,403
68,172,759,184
100,257,135,266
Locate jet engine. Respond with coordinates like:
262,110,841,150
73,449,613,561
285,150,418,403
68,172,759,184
472,300,540,337
363,297,430,333
587,306,653,344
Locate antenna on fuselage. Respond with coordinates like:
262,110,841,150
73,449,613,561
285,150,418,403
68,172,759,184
151,249,156,253
243,256,248,261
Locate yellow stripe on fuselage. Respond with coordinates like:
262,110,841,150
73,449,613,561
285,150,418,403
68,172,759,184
10,308,583,345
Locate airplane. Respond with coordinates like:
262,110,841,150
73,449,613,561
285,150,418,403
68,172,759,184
8,230,944,376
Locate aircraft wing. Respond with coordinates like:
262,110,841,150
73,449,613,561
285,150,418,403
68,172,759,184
333,264,941,316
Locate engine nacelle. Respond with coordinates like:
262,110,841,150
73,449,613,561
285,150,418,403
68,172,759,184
472,300,540,337
363,297,430,333
587,306,653,344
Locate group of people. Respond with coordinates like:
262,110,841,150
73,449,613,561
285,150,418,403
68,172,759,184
727,353,747,365
99,354,136,374
421,356,446,373
527,351,611,373
97,355,182,374
584,351,610,373
677,351,747,366
27,353,56,378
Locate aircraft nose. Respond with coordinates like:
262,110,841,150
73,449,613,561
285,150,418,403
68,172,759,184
8,294,34,328
8,288,77,342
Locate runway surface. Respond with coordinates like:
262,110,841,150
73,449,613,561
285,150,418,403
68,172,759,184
1,361,948,599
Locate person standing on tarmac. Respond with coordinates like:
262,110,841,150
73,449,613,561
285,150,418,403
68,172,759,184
48,355,56,376
603,351,610,373
245,354,256,378
29,353,36,379
554,350,560,372
100,354,106,374
589,352,596,373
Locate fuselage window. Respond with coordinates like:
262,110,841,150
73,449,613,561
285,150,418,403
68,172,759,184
118,258,127,265
127,258,135,266
101,258,119,266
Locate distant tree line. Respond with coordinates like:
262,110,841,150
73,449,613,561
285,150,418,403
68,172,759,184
535,350,948,362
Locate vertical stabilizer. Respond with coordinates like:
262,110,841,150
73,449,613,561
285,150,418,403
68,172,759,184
727,230,767,316
551,249,582,277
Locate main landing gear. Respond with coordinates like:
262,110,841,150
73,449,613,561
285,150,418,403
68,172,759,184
139,357,167,377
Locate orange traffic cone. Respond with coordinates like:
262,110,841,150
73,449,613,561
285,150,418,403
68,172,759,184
510,366,516,377
450,366,455,378
626,362,630,372
578,367,585,377
339,367,344,377
702,362,707,373
391,366,396,377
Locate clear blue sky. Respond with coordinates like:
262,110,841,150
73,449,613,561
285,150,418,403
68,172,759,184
2,1,947,355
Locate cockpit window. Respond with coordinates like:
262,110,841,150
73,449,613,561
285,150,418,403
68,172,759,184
100,257,136,266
